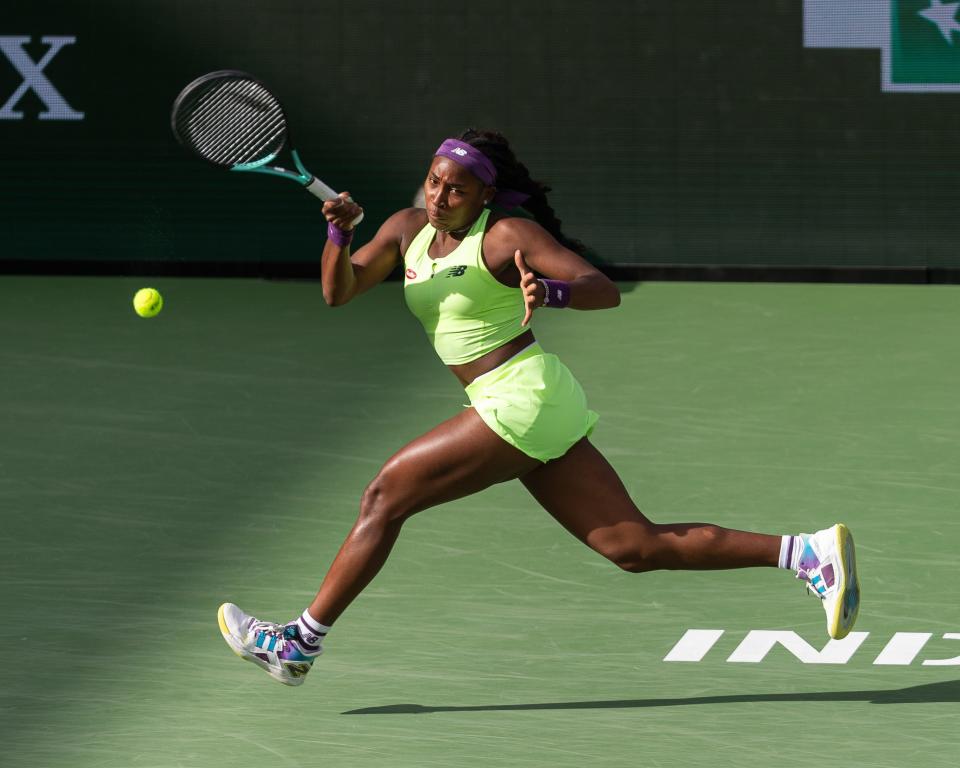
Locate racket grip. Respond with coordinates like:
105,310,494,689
306,178,364,225
305,177,338,200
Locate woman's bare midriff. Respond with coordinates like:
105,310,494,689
448,329,536,387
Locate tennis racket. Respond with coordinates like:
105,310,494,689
171,70,362,225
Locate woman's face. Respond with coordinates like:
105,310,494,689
423,156,493,233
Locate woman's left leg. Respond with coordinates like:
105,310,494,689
520,437,780,572
520,436,860,640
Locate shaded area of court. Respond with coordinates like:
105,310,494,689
1,277,957,767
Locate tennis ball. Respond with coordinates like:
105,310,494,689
133,287,163,318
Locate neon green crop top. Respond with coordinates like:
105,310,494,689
403,209,528,365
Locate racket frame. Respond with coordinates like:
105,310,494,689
172,70,358,219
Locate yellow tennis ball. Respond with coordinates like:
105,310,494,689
133,287,163,318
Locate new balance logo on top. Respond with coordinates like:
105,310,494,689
804,1,960,91
445,265,468,278
0,36,84,119
664,629,960,665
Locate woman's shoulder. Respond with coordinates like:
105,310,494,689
479,214,544,276
382,206,429,233
384,207,430,258
484,211,543,243
376,207,429,243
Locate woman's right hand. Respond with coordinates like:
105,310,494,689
323,191,363,231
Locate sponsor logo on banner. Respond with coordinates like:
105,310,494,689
664,629,960,665
805,0,960,91
0,35,84,120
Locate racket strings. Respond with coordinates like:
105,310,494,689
187,84,284,162
193,106,284,165
188,86,284,164
177,79,287,167
187,82,282,156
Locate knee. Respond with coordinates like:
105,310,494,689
609,550,659,574
357,463,410,530
596,523,727,572
589,525,663,574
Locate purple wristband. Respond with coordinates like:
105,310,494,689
539,279,571,308
327,222,354,248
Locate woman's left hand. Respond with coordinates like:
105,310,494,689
515,249,544,327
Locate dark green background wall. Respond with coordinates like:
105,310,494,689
2,0,958,272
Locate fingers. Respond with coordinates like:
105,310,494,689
521,294,533,327
515,250,541,327
521,275,540,326
514,249,529,275
322,191,363,230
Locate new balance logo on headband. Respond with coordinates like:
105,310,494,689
0,36,84,120
452,147,468,156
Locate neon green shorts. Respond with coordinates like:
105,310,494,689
465,343,599,463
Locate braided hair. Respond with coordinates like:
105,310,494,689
458,129,588,257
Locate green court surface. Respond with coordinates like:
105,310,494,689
1,276,958,767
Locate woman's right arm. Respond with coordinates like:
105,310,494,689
321,195,417,307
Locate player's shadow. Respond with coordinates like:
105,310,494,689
342,679,960,715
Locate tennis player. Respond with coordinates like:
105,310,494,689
218,129,860,686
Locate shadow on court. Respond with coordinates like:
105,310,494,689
342,679,960,715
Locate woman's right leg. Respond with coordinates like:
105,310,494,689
219,406,541,684
308,406,542,625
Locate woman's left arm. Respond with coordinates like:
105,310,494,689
495,218,620,326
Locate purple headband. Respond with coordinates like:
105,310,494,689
433,138,531,210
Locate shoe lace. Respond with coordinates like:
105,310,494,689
796,568,825,600
250,621,298,649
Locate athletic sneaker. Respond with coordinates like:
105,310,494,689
796,524,860,640
217,603,319,686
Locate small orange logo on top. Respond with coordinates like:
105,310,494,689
405,268,417,280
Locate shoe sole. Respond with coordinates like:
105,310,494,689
829,524,860,640
217,603,305,687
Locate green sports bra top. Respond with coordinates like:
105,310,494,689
403,209,528,365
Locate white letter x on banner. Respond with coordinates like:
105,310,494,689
0,36,84,120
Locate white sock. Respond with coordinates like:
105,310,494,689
778,535,805,571
295,610,331,655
